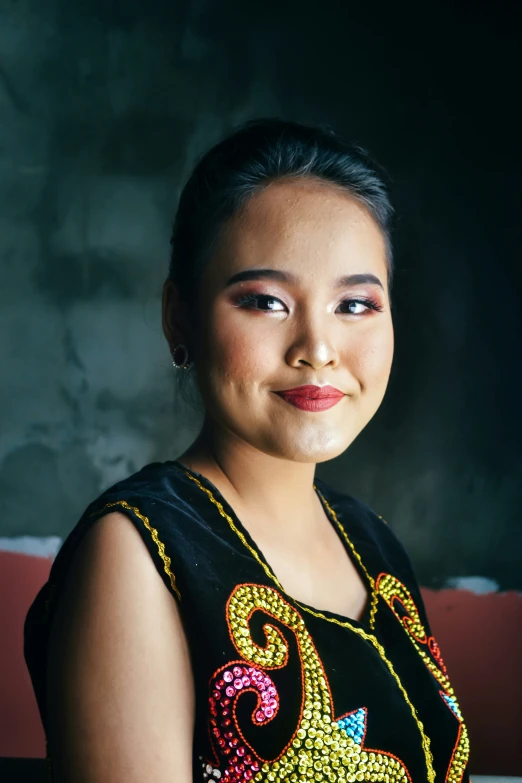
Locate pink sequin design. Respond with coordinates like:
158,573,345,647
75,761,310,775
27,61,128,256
207,660,280,781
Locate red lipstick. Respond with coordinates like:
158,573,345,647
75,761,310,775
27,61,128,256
274,385,345,412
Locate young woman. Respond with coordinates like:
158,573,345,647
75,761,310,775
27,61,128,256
24,118,471,783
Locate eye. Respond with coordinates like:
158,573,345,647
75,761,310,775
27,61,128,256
235,293,286,312
337,297,384,316
234,293,384,316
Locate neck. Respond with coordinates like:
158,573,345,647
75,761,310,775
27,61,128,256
176,418,322,533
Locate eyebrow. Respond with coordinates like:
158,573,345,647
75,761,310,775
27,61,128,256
224,268,384,291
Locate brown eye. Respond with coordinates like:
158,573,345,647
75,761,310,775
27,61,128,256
337,297,384,315
236,293,286,312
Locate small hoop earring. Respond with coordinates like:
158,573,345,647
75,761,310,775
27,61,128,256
171,344,192,370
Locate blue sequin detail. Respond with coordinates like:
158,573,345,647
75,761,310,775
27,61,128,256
442,692,463,720
336,707,366,745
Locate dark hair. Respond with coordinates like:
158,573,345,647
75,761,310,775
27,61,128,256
169,117,395,306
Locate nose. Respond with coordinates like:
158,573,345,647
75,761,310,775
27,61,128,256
285,314,340,370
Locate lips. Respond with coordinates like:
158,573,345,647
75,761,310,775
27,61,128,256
278,385,344,399
274,385,345,412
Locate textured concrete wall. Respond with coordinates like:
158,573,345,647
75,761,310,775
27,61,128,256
1,0,520,589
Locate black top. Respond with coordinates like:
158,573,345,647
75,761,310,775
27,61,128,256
24,460,471,783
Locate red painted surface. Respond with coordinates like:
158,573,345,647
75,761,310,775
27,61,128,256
1,550,521,774
0,551,50,758
421,586,522,775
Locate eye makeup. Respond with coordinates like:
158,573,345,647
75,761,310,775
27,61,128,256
232,290,384,316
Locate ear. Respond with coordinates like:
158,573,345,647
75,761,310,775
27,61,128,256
161,278,192,354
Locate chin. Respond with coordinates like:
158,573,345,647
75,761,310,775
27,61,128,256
258,428,355,464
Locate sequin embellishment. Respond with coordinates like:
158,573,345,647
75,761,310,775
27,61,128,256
376,574,470,783
204,583,412,783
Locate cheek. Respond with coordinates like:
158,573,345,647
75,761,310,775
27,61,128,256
347,323,394,386
206,310,278,383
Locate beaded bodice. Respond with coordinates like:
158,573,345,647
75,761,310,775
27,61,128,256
24,460,471,783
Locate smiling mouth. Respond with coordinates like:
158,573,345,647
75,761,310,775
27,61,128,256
274,389,345,412
275,384,344,398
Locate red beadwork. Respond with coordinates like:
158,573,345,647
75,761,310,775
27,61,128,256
208,660,280,780
428,636,449,675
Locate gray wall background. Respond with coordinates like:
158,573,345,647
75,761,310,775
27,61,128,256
1,0,521,589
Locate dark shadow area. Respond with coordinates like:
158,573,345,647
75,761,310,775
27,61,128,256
0,758,46,783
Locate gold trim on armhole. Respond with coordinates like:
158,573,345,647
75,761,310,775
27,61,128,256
89,499,181,602
42,500,181,782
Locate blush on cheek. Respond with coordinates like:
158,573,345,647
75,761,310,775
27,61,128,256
347,329,394,390
208,340,255,392
210,319,278,384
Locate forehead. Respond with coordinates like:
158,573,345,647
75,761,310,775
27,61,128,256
216,178,386,276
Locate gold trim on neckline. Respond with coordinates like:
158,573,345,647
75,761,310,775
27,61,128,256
181,468,435,783
182,468,378,629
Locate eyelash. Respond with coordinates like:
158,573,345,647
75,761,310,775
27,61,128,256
234,292,384,315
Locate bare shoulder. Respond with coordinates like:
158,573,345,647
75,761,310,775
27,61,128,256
46,511,194,782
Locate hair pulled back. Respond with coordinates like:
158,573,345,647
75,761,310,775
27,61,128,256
169,117,395,307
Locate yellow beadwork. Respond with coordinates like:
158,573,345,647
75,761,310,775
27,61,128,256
183,472,286,592
182,471,379,629
288,602,435,783
184,471,436,783
315,490,379,631
226,583,411,782
89,499,181,601
376,574,470,783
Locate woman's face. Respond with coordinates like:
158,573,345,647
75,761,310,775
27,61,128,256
190,178,394,464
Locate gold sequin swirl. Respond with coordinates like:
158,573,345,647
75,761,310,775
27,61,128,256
376,574,470,783
226,583,413,783
184,470,435,783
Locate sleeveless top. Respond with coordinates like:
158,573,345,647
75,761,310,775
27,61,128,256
24,460,471,783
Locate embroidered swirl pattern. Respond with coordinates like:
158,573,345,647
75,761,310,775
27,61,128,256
202,583,412,783
376,574,470,783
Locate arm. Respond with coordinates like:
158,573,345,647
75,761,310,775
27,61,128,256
45,511,194,782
